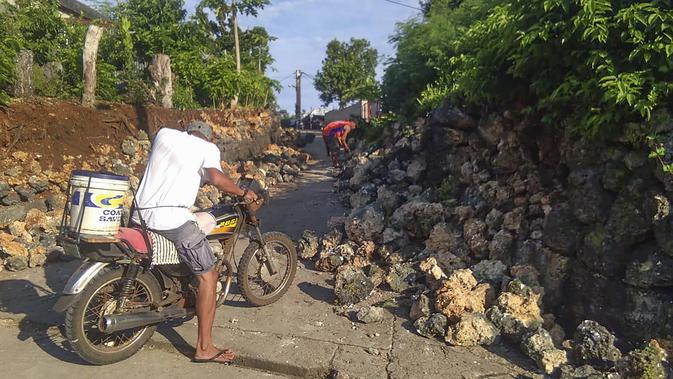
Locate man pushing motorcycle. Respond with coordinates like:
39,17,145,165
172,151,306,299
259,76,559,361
133,120,257,364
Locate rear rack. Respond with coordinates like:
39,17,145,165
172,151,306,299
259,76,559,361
58,174,91,244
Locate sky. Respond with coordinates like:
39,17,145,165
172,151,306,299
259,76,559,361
183,0,421,112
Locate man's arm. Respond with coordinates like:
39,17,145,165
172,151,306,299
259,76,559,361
204,168,257,202
338,132,351,153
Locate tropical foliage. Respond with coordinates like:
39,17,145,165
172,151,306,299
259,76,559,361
0,0,278,108
383,0,673,137
314,38,379,107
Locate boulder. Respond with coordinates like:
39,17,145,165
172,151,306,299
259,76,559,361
543,204,583,255
485,209,504,231
356,306,385,324
0,200,47,228
0,180,10,198
406,158,427,183
425,223,464,255
375,185,402,214
435,269,494,323
334,266,374,305
27,175,49,192
616,340,668,379
520,328,568,375
502,208,526,232
316,251,343,272
386,262,417,292
445,313,499,347
350,183,377,209
5,255,28,271
510,264,541,290
486,280,543,341
321,228,345,252
488,230,513,264
541,249,571,310
558,365,618,379
391,201,444,239
625,250,673,288
429,101,476,130
477,114,506,147
1,191,21,206
463,218,489,259
297,230,319,260
567,168,611,224
572,320,622,370
410,293,433,321
345,205,385,244
470,260,508,286
414,313,448,339
0,233,29,257
363,263,386,289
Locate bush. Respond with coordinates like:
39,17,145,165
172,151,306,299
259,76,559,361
383,0,673,138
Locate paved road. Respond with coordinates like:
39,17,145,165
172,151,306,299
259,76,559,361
0,134,541,378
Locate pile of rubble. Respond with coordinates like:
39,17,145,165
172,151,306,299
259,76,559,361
0,120,309,272
297,102,672,376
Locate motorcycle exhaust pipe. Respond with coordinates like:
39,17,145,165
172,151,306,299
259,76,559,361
101,307,190,334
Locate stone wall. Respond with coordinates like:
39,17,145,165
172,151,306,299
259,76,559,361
424,102,673,345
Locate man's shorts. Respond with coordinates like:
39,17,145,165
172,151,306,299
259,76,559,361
325,135,340,154
157,221,216,275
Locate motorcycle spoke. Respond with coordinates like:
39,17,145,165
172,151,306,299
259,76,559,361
81,278,153,352
245,241,291,299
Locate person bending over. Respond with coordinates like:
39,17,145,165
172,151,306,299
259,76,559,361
133,121,257,364
321,120,356,167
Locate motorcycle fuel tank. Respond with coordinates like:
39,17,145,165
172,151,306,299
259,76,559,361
204,205,240,238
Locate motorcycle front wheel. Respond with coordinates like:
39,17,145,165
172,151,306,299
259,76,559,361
238,232,297,306
65,266,162,365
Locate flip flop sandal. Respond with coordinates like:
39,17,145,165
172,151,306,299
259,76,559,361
192,349,236,365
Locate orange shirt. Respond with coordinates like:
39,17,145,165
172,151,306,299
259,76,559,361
322,121,355,137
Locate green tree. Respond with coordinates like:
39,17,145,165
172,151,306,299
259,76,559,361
240,26,275,73
314,38,379,107
198,0,270,71
116,0,188,61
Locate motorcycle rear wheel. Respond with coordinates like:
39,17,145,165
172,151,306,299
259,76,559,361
65,266,162,365
238,232,297,306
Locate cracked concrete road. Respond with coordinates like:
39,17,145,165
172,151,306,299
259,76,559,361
0,134,542,378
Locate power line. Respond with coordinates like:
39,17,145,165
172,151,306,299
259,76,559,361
273,72,297,82
380,0,422,11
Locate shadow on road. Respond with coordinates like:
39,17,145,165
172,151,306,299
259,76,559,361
0,260,92,365
297,281,334,303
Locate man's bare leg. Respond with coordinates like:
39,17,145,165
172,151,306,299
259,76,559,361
193,270,234,362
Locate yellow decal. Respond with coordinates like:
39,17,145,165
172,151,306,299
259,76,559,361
92,193,125,209
218,219,238,228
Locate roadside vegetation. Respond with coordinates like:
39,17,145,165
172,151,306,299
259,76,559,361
0,0,278,108
383,0,673,138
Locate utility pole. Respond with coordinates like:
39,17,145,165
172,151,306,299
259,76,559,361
233,0,241,73
295,70,302,129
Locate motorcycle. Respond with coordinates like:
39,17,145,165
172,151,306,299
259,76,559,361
53,176,297,365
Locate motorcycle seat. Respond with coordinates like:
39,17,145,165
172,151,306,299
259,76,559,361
116,227,152,254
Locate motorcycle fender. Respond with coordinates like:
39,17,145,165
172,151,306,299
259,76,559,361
63,261,109,295
53,262,109,312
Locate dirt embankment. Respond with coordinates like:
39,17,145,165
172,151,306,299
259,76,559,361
0,98,277,169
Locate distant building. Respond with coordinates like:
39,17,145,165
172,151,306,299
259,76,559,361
1,0,104,21
58,0,105,20
324,100,382,124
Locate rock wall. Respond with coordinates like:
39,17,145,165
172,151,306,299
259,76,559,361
425,103,673,346
310,100,673,372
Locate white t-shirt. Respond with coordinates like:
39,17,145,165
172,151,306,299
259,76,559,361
132,128,222,230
